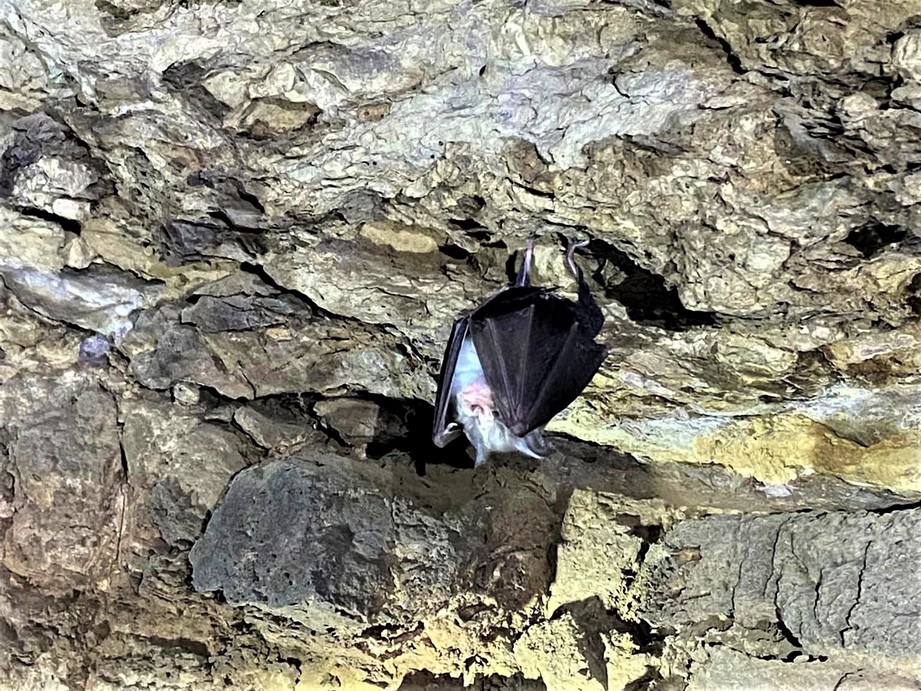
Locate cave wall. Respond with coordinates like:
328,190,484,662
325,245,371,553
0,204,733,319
2,0,921,688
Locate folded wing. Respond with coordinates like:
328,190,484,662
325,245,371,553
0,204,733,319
431,316,471,447
469,287,607,437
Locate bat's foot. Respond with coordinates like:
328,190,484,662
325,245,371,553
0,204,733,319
565,238,590,282
515,428,551,459
515,235,538,287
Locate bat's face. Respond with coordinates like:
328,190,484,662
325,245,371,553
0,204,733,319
455,404,545,466
457,380,494,419
456,376,546,466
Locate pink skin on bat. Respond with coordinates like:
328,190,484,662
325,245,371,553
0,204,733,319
458,381,494,418
455,379,546,466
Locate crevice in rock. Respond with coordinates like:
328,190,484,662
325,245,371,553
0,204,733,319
841,540,871,644
775,606,804,651
134,633,211,658
780,649,828,663
236,260,359,324
694,18,747,76
865,497,921,515
439,242,472,262
844,221,907,258
448,217,488,231
237,187,266,215
344,395,431,457
623,667,666,691
623,517,664,594
507,178,556,199
591,240,718,330
311,412,352,450
14,205,84,235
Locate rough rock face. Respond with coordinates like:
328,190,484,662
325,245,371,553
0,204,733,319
2,0,921,688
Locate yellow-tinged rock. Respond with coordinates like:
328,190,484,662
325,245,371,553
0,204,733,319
515,614,606,691
695,414,921,493
826,328,921,366
834,431,921,490
360,221,439,254
552,402,921,494
80,218,236,298
692,414,856,485
859,252,921,295
294,664,384,691
514,613,649,691
603,631,654,691
714,333,799,380
254,670,297,691
64,236,95,269
548,490,672,616
0,208,67,271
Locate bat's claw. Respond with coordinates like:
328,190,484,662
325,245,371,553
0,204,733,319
565,237,590,282
516,235,538,287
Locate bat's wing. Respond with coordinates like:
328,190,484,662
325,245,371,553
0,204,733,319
432,315,470,447
470,287,607,437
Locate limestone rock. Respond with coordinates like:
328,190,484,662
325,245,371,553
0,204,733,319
640,508,921,682
3,0,921,686
0,372,122,593
189,455,559,687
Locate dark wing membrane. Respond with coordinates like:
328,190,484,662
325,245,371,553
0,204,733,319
432,287,543,446
432,316,471,447
471,289,607,436
467,286,551,329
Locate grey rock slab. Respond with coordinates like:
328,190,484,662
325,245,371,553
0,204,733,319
641,508,921,667
120,397,254,546
200,325,434,400
181,294,295,332
187,453,563,687
261,239,476,344
233,398,324,451
313,397,409,452
126,292,434,400
128,323,255,399
189,457,465,627
0,264,164,341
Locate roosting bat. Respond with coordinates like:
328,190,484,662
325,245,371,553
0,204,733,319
432,238,608,466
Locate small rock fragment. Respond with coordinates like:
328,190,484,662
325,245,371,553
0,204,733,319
172,381,200,406
78,334,109,366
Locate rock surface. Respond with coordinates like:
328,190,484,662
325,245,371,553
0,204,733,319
2,0,921,688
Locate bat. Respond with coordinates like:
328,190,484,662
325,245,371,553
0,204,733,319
432,237,608,466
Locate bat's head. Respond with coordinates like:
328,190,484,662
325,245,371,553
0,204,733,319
456,383,548,466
